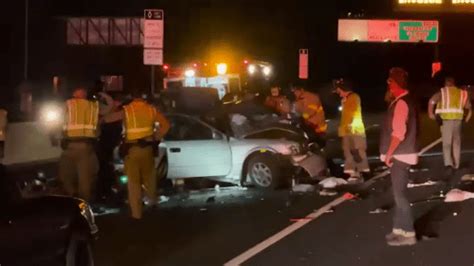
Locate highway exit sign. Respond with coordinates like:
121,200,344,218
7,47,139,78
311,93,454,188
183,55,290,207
399,21,438,42
338,19,439,43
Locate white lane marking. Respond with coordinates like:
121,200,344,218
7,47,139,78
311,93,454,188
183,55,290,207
225,137,445,265
224,195,349,266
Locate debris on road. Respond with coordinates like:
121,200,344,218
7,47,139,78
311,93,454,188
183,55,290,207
319,189,337,196
444,189,474,202
319,177,348,189
407,180,440,188
461,174,474,182
369,208,388,214
409,168,429,173
292,184,315,193
159,195,170,203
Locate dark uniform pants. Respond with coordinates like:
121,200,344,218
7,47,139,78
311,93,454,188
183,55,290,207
124,145,156,219
59,142,99,201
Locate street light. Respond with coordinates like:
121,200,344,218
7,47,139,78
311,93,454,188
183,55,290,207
216,63,227,75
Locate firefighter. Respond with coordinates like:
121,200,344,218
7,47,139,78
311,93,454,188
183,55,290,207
58,87,99,202
264,86,290,117
428,77,472,170
292,85,327,148
333,79,369,182
116,89,170,220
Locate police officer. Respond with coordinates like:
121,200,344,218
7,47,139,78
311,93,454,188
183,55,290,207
428,77,472,170
58,87,99,202
115,89,170,220
292,85,327,148
334,79,369,183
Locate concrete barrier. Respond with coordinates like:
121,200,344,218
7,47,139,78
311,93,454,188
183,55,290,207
2,122,61,165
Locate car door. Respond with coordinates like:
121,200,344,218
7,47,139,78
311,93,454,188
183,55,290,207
164,114,232,178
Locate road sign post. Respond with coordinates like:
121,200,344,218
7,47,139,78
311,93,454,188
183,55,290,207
299,49,309,80
143,9,164,95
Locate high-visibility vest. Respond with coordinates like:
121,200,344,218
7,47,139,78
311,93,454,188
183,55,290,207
124,100,156,141
435,86,468,120
64,99,99,138
338,93,365,137
296,92,327,134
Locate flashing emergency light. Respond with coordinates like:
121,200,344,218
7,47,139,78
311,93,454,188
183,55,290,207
163,64,169,70
263,66,272,76
217,63,228,75
248,64,256,75
184,69,196,78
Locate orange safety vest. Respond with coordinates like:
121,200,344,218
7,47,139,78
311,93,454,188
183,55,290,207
296,92,327,133
123,99,156,141
64,99,99,138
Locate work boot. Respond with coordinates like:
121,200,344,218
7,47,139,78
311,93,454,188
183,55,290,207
386,232,417,246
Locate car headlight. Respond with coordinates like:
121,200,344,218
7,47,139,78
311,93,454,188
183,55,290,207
39,104,63,127
79,201,98,235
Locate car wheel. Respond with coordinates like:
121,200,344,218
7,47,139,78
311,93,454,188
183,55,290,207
247,155,281,189
65,233,94,266
156,157,168,181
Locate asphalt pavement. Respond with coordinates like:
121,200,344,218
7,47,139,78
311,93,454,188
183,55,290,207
90,113,474,266
92,155,474,266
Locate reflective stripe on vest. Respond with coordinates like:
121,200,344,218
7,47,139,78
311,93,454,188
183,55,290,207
64,99,99,138
124,100,155,141
435,87,467,120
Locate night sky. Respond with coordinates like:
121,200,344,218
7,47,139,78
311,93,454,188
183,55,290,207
3,0,474,110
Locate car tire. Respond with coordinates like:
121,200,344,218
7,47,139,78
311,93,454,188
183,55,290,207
247,155,282,189
65,233,94,266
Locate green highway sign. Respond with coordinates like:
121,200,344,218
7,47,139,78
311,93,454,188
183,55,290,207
399,21,438,42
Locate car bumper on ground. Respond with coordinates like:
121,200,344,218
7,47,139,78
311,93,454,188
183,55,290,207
291,152,327,179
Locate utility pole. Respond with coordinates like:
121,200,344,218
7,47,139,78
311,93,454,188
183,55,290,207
24,0,29,80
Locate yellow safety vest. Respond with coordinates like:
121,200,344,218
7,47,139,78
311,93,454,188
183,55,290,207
124,100,156,141
338,93,365,137
435,86,468,120
64,99,99,138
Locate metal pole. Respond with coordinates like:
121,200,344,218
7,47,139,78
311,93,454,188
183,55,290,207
150,65,155,96
24,0,29,80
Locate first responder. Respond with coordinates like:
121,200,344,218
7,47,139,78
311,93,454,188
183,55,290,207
116,90,170,220
334,79,369,182
428,77,472,170
58,87,100,202
264,86,291,117
292,85,327,148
